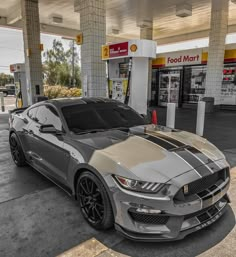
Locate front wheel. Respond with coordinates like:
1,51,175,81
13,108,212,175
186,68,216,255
76,171,114,230
9,133,27,167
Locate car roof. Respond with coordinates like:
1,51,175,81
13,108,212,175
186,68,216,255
35,97,120,108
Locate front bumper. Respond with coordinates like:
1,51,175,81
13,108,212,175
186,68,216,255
115,197,229,241
105,167,230,241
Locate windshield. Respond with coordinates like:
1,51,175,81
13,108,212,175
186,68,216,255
62,103,146,133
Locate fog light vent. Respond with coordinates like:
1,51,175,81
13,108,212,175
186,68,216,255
129,210,169,225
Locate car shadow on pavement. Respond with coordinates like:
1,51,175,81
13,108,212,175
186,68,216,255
97,205,235,257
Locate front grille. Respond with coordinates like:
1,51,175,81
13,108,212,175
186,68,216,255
129,211,169,225
187,168,228,196
175,168,229,201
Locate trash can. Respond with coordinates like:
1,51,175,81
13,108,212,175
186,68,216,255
202,97,214,113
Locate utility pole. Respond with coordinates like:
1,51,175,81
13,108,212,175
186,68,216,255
62,37,77,88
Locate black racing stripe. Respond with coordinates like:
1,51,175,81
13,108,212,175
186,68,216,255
154,133,185,148
187,147,212,163
175,149,212,177
144,134,175,150
187,147,220,171
206,162,221,173
155,134,220,172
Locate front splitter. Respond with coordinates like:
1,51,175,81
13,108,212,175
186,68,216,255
115,203,229,242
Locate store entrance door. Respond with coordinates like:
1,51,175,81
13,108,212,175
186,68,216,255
158,71,181,106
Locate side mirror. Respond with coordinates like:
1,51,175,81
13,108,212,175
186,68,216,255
39,124,58,134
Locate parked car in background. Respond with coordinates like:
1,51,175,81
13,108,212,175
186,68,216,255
0,84,16,96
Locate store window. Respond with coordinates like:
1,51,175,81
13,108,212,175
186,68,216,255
158,69,181,106
151,69,158,105
221,64,236,105
182,66,206,103
182,64,236,105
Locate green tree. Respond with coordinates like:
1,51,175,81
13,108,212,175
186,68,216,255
0,73,14,87
43,39,81,87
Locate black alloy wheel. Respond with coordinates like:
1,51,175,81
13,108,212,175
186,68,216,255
77,171,114,230
9,133,26,167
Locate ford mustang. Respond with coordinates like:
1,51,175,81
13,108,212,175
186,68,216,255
9,97,230,241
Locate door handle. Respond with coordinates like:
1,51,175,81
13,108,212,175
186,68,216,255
28,151,42,161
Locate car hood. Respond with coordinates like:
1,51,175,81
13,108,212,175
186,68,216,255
74,125,225,183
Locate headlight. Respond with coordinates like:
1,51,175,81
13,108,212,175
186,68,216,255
113,175,166,194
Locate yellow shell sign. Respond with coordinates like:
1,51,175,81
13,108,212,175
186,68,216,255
75,33,83,45
130,44,138,52
101,45,110,60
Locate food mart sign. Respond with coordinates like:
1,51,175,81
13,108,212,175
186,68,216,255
165,50,202,67
153,48,236,68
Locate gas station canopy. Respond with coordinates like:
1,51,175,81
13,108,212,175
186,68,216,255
1,0,236,44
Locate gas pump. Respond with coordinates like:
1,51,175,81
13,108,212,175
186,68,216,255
10,63,27,108
10,63,47,108
102,39,156,114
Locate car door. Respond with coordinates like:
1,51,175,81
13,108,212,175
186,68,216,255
19,106,39,161
31,104,70,183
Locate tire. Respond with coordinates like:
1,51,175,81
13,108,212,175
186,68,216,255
9,133,27,167
3,92,7,97
76,171,114,230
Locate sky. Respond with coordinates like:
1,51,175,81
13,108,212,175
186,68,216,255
0,27,72,74
1,27,236,74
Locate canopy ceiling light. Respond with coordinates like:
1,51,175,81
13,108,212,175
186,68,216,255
108,27,120,35
136,20,152,29
50,15,63,24
176,3,192,18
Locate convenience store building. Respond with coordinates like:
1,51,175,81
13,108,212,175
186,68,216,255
152,44,236,109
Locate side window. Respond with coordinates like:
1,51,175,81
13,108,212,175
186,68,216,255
27,107,38,121
36,105,62,131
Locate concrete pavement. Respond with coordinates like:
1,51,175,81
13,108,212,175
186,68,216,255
0,113,9,131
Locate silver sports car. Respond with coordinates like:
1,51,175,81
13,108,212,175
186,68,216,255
9,97,230,241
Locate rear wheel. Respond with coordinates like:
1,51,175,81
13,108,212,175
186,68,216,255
3,92,7,97
9,133,27,167
76,171,114,230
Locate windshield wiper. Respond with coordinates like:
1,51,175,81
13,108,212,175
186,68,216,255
73,126,132,135
110,126,130,131
73,129,107,135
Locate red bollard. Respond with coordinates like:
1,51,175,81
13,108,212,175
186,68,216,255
152,110,158,125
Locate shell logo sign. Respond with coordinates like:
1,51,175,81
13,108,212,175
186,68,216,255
130,44,138,52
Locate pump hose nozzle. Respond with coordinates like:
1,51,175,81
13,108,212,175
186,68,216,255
16,91,23,108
